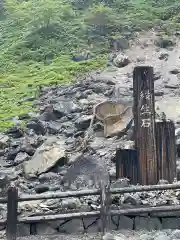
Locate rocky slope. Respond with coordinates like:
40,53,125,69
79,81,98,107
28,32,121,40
1,30,180,237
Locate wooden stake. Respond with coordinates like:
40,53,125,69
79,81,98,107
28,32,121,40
133,66,157,185
6,184,18,240
116,149,139,184
155,120,176,183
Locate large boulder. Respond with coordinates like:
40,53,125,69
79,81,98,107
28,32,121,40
62,154,109,190
23,136,67,177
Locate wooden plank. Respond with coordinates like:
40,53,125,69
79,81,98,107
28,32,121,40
155,120,176,183
116,149,139,184
133,66,157,185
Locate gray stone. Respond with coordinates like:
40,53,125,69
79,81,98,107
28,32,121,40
83,217,101,233
170,229,180,239
17,224,30,237
35,184,49,193
61,198,81,209
0,167,18,181
159,52,169,60
118,215,133,229
14,152,30,165
36,223,57,235
68,152,83,165
134,216,162,230
23,136,67,176
162,217,180,229
75,115,93,131
38,172,59,182
175,128,180,136
26,120,46,135
58,219,84,233
0,134,9,149
62,154,109,189
123,193,140,205
53,99,80,117
110,215,119,230
113,54,130,68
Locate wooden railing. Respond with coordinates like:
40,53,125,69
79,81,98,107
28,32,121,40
2,182,180,239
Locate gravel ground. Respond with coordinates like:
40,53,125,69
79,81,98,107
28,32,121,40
2,230,180,240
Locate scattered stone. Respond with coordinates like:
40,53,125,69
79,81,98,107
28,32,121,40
6,126,24,138
23,136,67,176
164,84,179,89
35,184,50,193
113,54,130,68
0,134,9,149
53,99,81,117
159,52,169,60
14,152,30,165
169,68,180,74
26,120,46,135
61,198,81,209
75,115,93,131
39,104,57,121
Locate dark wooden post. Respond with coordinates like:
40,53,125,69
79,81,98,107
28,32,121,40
116,149,139,184
100,181,110,235
6,184,18,240
133,66,157,185
155,120,176,183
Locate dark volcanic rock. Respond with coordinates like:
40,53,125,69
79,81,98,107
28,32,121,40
6,126,24,138
26,119,46,135
14,152,30,165
35,184,50,193
74,115,93,131
52,98,81,117
62,154,109,190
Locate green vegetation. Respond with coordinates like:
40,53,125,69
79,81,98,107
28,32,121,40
0,0,180,131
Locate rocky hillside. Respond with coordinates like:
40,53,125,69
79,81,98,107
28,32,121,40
1,0,180,131
1,1,180,238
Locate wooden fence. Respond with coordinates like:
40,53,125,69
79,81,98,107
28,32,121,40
2,182,180,239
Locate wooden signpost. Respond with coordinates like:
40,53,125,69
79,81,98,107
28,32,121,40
133,66,157,185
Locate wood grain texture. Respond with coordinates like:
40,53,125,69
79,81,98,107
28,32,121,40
133,66,157,185
155,120,176,183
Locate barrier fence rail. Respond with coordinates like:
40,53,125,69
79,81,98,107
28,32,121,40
3,182,180,240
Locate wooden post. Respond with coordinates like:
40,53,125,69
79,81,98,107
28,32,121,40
116,149,139,184
6,184,18,240
100,181,110,236
155,120,176,183
133,66,157,185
